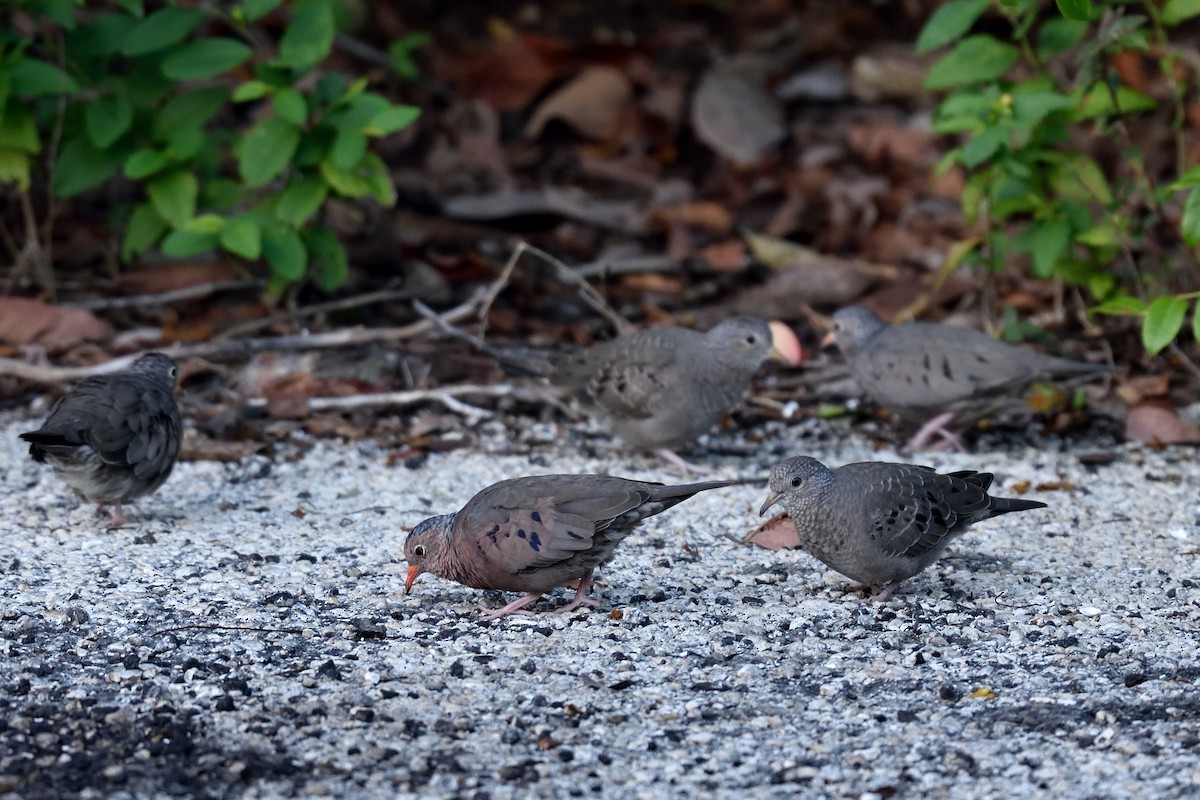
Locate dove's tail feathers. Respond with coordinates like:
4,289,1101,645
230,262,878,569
988,497,1048,516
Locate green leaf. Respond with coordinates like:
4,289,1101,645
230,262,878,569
275,175,328,225
233,80,275,102
182,214,227,233
1164,0,1200,25
1143,296,1188,355
366,104,421,136
161,229,218,257
1093,296,1145,316
236,118,301,187
0,148,32,191
85,95,134,149
1180,188,1200,246
960,126,1007,168
161,38,254,80
304,226,348,291
319,152,394,204
147,170,198,228
925,35,1020,90
243,0,284,22
122,202,168,260
155,87,229,140
1028,217,1070,278
330,130,366,169
1049,156,1112,203
1055,0,1092,20
1171,165,1200,191
916,0,990,54
124,148,169,179
0,106,40,153
9,58,79,95
42,0,79,28
66,12,137,58
1036,18,1089,59
262,225,307,281
272,87,308,124
165,127,207,161
1011,89,1075,128
1075,224,1121,248
277,1,335,69
54,136,123,197
1193,301,1200,344
220,218,263,259
121,7,207,56
1077,83,1157,118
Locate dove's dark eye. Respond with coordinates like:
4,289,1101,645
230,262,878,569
745,334,758,344
413,544,427,557
169,367,178,379
790,476,803,488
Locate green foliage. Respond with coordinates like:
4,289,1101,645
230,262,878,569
0,0,423,295
920,0,1200,356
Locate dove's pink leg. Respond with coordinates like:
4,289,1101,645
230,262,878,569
99,503,127,529
851,581,901,603
655,449,714,476
902,412,965,454
554,569,603,614
478,593,543,620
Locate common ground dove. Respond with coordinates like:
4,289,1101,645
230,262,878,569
754,456,1046,600
542,317,800,466
825,306,1112,450
21,352,182,527
404,474,742,619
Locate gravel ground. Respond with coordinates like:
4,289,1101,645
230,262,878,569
1,406,1198,800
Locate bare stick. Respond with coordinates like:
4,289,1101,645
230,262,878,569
516,242,632,334
245,384,513,422
214,285,420,340
72,280,261,311
0,288,491,385
477,242,525,339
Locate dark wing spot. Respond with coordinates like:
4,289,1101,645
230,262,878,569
941,358,954,380
517,529,527,539
530,531,542,551
922,354,931,370
530,511,542,523
567,531,583,540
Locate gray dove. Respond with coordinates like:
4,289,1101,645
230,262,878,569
543,317,801,469
404,474,741,619
825,306,1112,451
21,352,182,527
755,456,1046,601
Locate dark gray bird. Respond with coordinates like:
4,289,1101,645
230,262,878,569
489,317,801,471
825,306,1112,450
404,474,742,619
21,352,182,527
756,456,1046,600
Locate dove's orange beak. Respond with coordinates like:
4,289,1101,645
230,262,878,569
768,321,804,365
820,329,837,349
404,564,423,594
759,492,784,517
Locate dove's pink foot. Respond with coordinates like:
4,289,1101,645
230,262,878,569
902,412,965,454
99,502,127,529
655,449,713,476
554,569,603,614
850,581,901,603
478,592,543,620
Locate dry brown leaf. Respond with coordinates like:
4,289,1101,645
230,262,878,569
846,121,933,170
695,240,748,272
115,262,241,295
0,297,113,351
743,513,801,550
525,65,636,144
849,44,934,103
690,67,785,165
1115,373,1171,405
436,33,565,111
1125,402,1200,446
649,202,734,234
1034,481,1078,492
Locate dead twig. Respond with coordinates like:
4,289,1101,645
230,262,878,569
246,384,513,422
0,288,490,385
72,279,261,311
214,285,420,340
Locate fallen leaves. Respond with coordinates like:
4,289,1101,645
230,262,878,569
0,297,112,351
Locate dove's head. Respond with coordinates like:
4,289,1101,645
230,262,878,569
759,456,834,516
130,352,180,387
823,306,886,356
403,513,454,593
707,316,803,367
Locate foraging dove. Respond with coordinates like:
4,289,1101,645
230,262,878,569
21,352,182,527
523,317,801,468
754,456,1046,600
825,306,1112,450
404,474,742,619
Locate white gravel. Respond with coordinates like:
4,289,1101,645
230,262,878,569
1,408,1198,799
